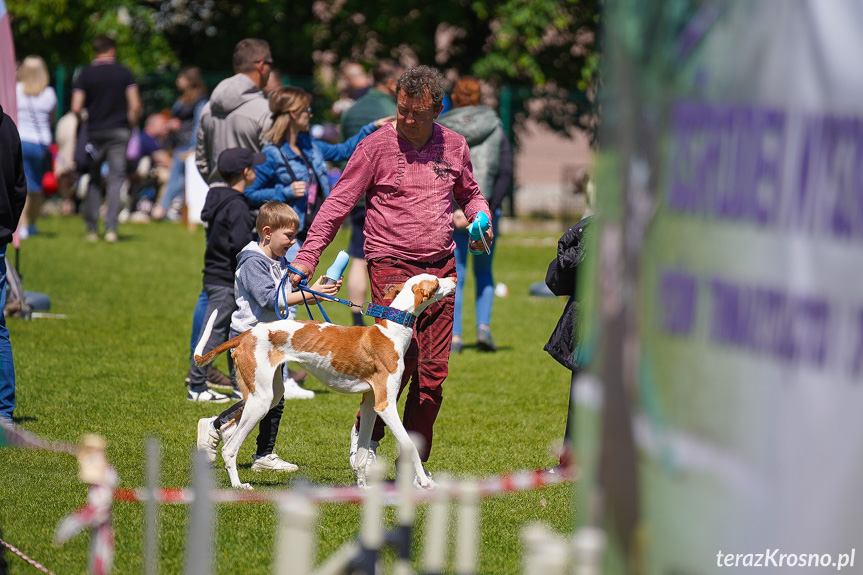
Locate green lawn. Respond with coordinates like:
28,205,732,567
0,213,575,574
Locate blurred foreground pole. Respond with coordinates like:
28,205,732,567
184,450,213,575
274,491,317,575
144,438,160,575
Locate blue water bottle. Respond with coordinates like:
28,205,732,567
467,212,491,254
322,250,350,285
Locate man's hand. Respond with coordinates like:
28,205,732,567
468,228,494,254
289,263,311,287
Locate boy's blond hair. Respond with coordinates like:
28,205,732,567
256,201,300,237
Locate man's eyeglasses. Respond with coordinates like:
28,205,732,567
260,60,274,68
305,107,313,116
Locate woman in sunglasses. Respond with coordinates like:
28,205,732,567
247,86,392,246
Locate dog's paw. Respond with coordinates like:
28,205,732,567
235,482,254,491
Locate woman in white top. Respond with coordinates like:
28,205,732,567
16,55,57,238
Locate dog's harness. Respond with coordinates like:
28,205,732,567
277,265,416,328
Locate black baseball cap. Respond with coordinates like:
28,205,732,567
217,148,266,179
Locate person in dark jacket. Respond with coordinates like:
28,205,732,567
0,105,28,420
544,215,592,465
186,148,264,403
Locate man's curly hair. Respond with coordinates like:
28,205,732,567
395,66,445,108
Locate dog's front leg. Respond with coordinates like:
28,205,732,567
375,403,432,489
354,391,376,488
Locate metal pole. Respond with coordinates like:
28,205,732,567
184,450,214,575
144,437,160,575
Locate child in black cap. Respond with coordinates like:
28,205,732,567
186,147,266,402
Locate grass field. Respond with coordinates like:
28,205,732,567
0,213,576,574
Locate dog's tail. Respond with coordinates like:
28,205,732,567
193,310,249,366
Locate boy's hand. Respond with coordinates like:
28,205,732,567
310,276,343,297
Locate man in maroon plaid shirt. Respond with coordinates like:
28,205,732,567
290,65,492,482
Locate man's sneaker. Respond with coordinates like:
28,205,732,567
206,365,234,390
231,387,243,400
283,378,314,400
348,424,379,475
251,453,299,472
196,417,220,463
187,387,230,403
476,326,497,352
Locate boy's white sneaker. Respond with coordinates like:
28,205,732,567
187,388,230,403
283,377,314,400
196,417,220,463
251,453,298,472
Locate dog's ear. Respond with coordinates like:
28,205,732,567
384,283,405,300
412,279,440,308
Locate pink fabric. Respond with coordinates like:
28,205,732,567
0,6,17,124
293,123,490,275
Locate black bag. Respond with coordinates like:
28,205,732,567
73,121,92,174
277,147,326,242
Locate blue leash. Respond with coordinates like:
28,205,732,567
276,265,416,327
277,264,361,323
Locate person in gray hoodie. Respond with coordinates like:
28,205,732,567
185,38,274,392
196,38,274,184
437,77,513,353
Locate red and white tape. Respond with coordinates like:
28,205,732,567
114,465,578,505
0,418,77,455
0,538,56,575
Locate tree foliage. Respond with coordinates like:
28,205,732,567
8,0,175,77
8,0,599,138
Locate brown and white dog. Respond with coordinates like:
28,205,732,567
194,273,456,490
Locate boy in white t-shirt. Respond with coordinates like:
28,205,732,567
197,201,342,472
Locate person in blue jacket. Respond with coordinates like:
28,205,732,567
246,86,392,250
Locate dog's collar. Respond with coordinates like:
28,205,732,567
364,304,417,328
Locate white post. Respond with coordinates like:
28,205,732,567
393,451,416,575
144,437,160,575
357,457,386,574
571,526,606,575
454,482,479,575
184,450,214,575
274,492,317,575
521,523,568,575
423,476,450,575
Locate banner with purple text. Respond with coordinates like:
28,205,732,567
578,1,863,572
